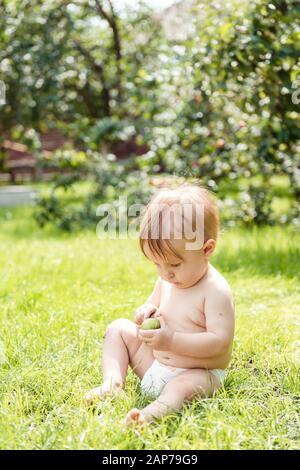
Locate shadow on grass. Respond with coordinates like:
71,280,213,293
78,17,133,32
0,206,89,241
1,206,299,279
214,244,300,279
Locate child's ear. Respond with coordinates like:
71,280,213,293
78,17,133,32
203,239,216,258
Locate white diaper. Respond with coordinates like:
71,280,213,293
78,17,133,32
141,360,187,398
141,359,226,399
209,368,227,385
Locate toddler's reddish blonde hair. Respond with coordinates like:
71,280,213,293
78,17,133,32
139,183,219,261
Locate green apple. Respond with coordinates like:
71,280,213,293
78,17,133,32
141,318,161,330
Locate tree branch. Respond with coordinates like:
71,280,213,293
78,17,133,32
94,0,114,28
94,0,122,100
72,40,111,116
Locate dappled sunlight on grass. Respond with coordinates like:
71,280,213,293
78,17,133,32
0,209,299,449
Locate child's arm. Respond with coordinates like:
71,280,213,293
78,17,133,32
134,277,162,325
169,288,235,358
139,286,234,357
145,277,162,307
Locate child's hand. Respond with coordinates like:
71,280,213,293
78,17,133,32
138,316,173,351
134,303,158,325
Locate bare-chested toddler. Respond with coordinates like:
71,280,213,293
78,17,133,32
85,183,235,427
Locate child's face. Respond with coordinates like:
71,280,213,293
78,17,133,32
144,238,215,289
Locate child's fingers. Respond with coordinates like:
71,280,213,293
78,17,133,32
138,333,149,342
152,310,161,318
134,311,144,325
139,329,156,339
144,306,157,320
138,335,152,346
144,311,152,320
135,304,157,325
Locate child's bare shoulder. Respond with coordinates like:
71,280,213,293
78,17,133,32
203,264,233,300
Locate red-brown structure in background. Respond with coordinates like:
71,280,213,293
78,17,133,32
109,138,149,160
0,128,149,183
0,129,69,183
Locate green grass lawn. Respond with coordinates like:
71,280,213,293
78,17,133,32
0,206,299,449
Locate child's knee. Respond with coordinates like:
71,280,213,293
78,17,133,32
104,318,136,339
105,318,128,335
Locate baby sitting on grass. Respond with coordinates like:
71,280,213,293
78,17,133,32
86,183,235,426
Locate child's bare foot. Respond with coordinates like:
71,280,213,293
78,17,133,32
85,379,123,406
125,408,146,427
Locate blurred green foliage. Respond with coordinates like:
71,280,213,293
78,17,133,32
0,0,299,229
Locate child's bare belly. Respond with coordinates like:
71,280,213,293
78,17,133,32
152,310,231,369
152,278,232,370
153,349,231,370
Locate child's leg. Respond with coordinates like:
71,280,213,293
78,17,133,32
86,318,154,405
126,368,221,426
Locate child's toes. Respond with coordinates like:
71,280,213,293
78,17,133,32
125,408,146,427
85,387,101,406
85,391,95,406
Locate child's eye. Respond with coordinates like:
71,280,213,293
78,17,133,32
170,263,181,268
